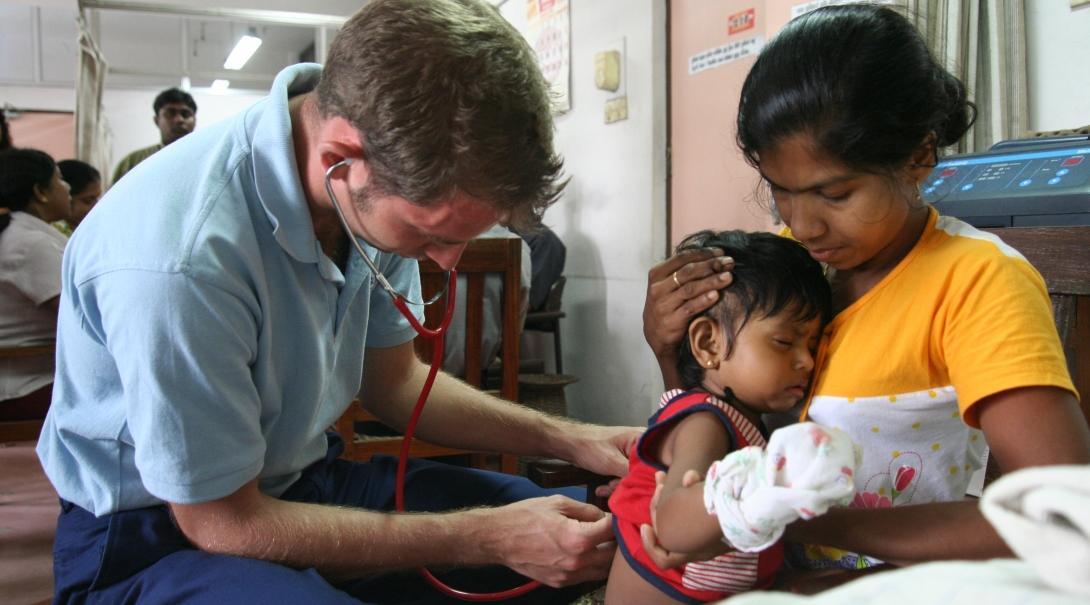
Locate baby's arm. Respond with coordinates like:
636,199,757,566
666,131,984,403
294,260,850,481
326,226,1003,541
652,411,733,554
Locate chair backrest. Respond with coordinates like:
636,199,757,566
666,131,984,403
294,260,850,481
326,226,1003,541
417,237,523,403
336,238,522,473
540,275,566,314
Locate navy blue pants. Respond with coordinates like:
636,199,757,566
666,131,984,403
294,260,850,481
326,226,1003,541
52,437,588,604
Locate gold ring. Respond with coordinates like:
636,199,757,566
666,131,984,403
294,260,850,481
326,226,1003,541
672,271,682,288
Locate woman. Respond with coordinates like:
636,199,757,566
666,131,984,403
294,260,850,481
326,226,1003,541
56,159,102,234
0,148,70,422
641,4,1090,591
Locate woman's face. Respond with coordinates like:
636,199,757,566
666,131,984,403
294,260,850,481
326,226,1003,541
31,167,72,224
69,179,102,228
758,134,928,274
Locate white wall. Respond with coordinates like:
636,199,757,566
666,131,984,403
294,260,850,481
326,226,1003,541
1025,2,1090,132
501,0,669,427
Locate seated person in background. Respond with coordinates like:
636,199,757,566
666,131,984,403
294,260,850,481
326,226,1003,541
514,223,565,311
0,148,70,422
54,159,102,235
441,225,532,379
111,87,196,184
607,230,848,604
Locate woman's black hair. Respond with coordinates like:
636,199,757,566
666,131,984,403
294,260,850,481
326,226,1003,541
57,159,101,196
0,148,56,234
0,110,12,150
675,230,833,390
737,4,976,174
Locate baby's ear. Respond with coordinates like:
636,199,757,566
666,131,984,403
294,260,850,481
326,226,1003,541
689,316,725,366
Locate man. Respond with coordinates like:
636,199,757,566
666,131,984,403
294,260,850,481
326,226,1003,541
518,224,567,311
110,87,196,184
38,1,638,602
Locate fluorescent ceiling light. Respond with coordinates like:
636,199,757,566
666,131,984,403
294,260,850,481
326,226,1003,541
210,79,231,93
223,34,262,70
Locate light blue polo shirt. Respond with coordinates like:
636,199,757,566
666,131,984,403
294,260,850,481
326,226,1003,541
37,64,422,516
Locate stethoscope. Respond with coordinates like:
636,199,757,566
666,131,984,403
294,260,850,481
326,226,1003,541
325,160,541,601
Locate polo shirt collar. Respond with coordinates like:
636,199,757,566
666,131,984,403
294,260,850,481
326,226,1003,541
250,63,325,266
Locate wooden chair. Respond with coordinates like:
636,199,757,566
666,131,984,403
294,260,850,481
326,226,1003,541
981,225,1090,481
336,238,524,474
0,344,55,443
523,275,567,373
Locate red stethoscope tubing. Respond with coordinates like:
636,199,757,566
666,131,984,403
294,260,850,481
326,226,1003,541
392,270,542,601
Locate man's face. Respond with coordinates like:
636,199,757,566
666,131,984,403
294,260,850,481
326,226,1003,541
344,185,503,271
155,102,196,145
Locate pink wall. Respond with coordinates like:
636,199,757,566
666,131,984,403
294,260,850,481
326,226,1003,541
8,111,75,162
668,0,802,248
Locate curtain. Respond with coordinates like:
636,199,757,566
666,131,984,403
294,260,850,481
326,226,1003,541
902,0,1028,154
75,14,112,184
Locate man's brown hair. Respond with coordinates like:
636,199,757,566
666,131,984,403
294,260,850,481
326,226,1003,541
316,0,564,228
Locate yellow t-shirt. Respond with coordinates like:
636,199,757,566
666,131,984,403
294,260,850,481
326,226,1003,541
791,208,1075,569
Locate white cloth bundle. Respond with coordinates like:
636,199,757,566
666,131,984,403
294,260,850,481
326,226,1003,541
980,464,1090,598
703,422,859,552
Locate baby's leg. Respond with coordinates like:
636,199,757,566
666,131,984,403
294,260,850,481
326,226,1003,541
604,550,683,605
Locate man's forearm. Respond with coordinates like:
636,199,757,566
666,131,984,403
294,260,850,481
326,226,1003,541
174,488,494,582
172,480,616,588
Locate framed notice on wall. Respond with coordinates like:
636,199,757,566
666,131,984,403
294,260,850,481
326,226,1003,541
526,0,571,113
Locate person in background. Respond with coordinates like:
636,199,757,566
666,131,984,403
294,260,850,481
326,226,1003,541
111,87,196,184
516,223,566,311
639,4,1090,593
0,148,69,423
53,159,102,235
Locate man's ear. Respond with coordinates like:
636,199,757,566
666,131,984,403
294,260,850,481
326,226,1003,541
689,316,724,368
317,116,368,183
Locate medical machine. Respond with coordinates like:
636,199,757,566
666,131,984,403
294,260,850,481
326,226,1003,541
922,135,1090,227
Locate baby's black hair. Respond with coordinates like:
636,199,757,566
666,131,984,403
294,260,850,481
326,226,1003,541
675,230,832,389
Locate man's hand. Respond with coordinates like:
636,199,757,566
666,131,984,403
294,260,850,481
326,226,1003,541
556,423,641,484
478,495,617,587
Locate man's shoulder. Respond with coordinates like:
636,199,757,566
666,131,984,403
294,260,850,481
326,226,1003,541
124,143,163,161
113,144,163,175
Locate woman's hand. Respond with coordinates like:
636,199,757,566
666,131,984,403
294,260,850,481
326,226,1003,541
643,248,733,388
643,248,733,360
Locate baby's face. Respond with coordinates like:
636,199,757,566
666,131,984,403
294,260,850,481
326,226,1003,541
706,313,822,413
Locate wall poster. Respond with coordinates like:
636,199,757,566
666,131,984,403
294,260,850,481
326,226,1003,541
526,0,571,113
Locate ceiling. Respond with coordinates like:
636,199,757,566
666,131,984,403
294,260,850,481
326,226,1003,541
1,0,509,92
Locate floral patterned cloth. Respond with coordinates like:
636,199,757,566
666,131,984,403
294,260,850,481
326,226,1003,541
703,422,859,553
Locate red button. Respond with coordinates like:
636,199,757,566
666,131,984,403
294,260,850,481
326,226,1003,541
940,167,958,177
1062,156,1084,167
